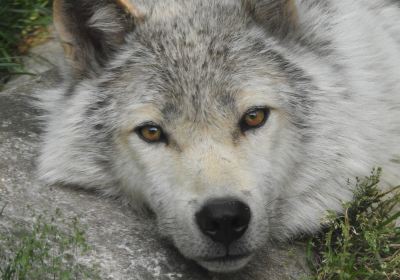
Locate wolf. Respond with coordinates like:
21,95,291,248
38,0,400,273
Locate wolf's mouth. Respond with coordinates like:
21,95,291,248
197,253,253,273
201,253,251,262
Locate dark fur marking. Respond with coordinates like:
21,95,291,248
85,96,112,117
162,102,182,122
63,84,77,98
94,124,105,130
232,129,242,145
94,158,111,169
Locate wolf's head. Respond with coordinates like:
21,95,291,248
40,0,364,273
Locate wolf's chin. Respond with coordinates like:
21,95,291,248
196,254,253,273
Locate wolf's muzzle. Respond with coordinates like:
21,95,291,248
195,199,251,247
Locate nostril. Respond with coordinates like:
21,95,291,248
204,220,220,235
232,217,240,227
211,220,220,230
232,217,247,232
206,230,217,236
195,199,251,246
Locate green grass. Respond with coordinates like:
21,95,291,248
0,208,101,280
0,0,52,86
307,169,400,280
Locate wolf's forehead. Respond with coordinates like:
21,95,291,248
137,59,239,123
104,0,296,123
142,0,246,27
114,4,261,121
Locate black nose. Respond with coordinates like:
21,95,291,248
195,199,251,246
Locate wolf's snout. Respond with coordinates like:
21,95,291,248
195,199,251,246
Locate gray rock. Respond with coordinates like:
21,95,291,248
0,71,310,280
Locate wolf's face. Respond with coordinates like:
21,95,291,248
42,0,369,273
112,40,301,271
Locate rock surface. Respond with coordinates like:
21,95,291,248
0,66,309,280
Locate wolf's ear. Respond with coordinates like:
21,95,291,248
243,0,298,37
53,0,144,79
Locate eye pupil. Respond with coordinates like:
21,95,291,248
248,113,257,119
137,125,164,143
147,127,158,134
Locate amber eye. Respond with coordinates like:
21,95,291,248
136,124,165,143
240,107,269,132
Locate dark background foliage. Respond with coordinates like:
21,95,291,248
0,0,52,86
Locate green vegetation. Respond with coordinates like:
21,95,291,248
307,169,400,280
0,0,52,85
0,208,100,280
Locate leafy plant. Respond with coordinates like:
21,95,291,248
307,169,400,280
0,0,52,85
0,208,101,280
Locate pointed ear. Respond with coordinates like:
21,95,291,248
243,0,298,37
53,0,144,79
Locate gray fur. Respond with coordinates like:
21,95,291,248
38,0,400,273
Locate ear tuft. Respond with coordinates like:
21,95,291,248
244,0,299,37
53,0,144,80
116,0,145,22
